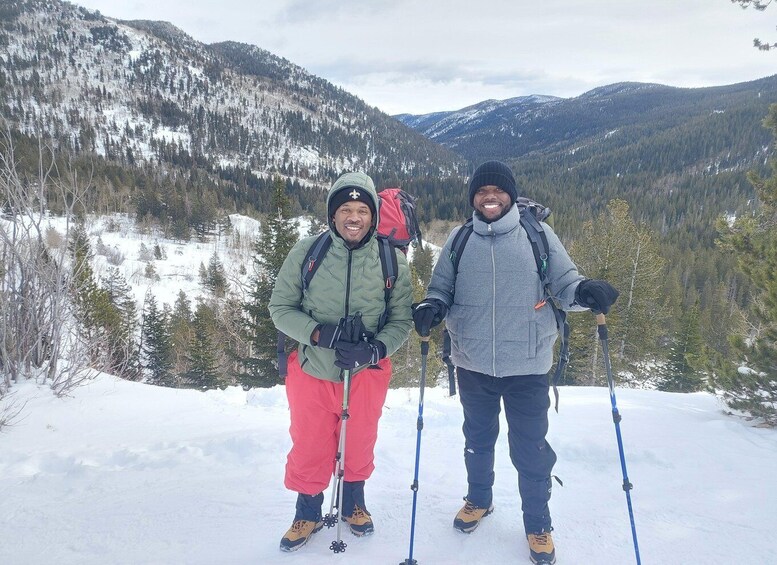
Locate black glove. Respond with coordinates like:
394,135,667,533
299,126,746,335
315,323,342,349
334,340,386,370
315,314,372,348
575,279,620,314
338,313,372,344
412,299,448,337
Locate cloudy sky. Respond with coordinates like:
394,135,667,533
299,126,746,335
73,0,776,115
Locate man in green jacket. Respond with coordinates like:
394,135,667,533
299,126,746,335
269,171,413,552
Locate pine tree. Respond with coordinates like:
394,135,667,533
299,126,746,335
658,301,706,392
713,103,777,424
186,302,222,390
68,224,125,371
203,252,228,297
567,199,668,385
100,268,140,380
69,223,101,339
169,290,194,383
141,292,173,386
241,176,299,388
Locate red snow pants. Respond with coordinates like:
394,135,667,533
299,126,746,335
284,351,392,495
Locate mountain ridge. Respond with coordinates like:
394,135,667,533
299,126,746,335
0,0,465,197
395,76,777,164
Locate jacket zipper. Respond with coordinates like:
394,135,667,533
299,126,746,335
345,249,353,317
489,224,497,375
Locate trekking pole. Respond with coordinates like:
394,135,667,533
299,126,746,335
324,367,352,554
400,335,430,565
597,313,642,565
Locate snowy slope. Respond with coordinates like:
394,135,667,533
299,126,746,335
1,374,776,564
43,212,271,308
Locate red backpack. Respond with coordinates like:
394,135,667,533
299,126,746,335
376,187,422,253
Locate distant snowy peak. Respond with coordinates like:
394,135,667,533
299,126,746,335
578,81,669,99
394,94,560,141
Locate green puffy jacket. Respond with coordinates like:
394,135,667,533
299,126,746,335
269,172,413,383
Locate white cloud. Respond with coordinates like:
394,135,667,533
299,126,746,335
73,0,777,114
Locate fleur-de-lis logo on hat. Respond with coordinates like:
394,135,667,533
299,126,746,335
349,189,360,199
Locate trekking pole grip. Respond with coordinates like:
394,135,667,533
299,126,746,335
420,335,429,355
596,312,608,340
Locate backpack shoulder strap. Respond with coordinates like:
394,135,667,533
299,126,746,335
519,208,550,282
449,218,474,274
519,209,568,412
301,232,332,291
376,235,398,332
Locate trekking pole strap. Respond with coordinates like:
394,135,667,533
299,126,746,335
277,333,287,378
442,328,456,396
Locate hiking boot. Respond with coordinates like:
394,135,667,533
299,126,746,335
527,531,556,564
279,519,323,552
342,505,374,536
453,498,494,533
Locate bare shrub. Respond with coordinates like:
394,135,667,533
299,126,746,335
0,126,99,425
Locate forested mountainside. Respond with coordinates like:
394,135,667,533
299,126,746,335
396,79,777,166
398,76,777,234
0,0,465,225
399,75,777,388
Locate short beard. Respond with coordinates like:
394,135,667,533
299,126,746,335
474,206,510,223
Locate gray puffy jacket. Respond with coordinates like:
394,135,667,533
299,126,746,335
426,204,585,377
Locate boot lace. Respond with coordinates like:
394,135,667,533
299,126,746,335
529,532,553,549
289,520,309,534
460,500,483,517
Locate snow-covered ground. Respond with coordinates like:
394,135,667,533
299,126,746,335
1,374,776,564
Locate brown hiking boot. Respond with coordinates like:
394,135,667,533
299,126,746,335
342,505,374,536
527,531,556,564
279,519,323,552
453,498,494,533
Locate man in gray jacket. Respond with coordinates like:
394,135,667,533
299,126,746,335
413,160,618,565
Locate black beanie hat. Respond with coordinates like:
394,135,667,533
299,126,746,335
468,160,518,206
328,185,377,219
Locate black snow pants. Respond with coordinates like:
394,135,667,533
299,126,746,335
457,367,557,534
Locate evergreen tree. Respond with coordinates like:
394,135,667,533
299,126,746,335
69,223,101,338
658,301,706,392
714,103,777,424
68,224,126,372
140,292,173,386
567,199,668,385
186,302,222,390
100,268,140,380
241,176,298,388
203,252,228,297
169,290,194,383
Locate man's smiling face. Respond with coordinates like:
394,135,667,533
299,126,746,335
473,185,512,222
333,200,372,246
